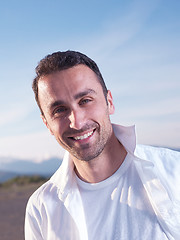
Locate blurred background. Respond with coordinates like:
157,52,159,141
0,1,180,238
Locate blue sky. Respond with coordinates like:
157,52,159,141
0,0,180,163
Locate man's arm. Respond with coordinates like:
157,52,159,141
24,199,43,240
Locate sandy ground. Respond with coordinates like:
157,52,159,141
0,183,42,240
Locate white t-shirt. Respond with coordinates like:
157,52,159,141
76,153,168,240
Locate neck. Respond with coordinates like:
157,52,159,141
72,132,127,183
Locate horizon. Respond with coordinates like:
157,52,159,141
0,0,180,163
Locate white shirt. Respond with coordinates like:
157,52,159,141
76,153,168,240
25,124,180,240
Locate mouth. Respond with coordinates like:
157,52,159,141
69,129,95,141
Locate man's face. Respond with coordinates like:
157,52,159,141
38,64,115,161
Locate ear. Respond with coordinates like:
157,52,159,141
41,114,54,135
107,90,115,115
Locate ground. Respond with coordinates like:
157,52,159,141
0,182,44,240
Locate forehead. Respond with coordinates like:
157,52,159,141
38,65,103,106
38,65,102,92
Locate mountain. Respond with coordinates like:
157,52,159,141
0,157,62,183
0,171,18,183
0,146,179,183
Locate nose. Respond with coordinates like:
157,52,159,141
69,108,85,130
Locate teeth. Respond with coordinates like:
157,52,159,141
74,131,93,140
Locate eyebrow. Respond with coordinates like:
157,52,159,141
49,100,65,111
48,89,96,111
74,89,96,100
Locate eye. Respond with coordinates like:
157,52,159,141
53,106,68,116
79,98,92,106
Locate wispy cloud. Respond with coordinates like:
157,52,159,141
122,97,180,119
0,104,31,127
0,131,64,162
136,120,180,148
77,0,161,57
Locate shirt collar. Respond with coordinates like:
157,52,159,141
50,123,136,198
112,123,136,154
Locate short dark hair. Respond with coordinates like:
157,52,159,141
32,50,108,114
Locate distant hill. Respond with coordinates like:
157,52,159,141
0,175,49,188
0,171,18,183
0,157,62,183
0,146,179,183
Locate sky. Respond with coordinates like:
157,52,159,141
0,0,180,163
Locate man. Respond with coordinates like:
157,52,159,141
25,51,180,240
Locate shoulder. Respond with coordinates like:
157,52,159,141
135,144,180,197
26,173,65,217
135,144,180,169
26,180,56,210
26,160,68,213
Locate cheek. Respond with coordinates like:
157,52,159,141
89,105,110,123
47,119,64,138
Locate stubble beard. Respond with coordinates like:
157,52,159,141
59,122,112,162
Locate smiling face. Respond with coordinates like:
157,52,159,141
38,64,115,161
